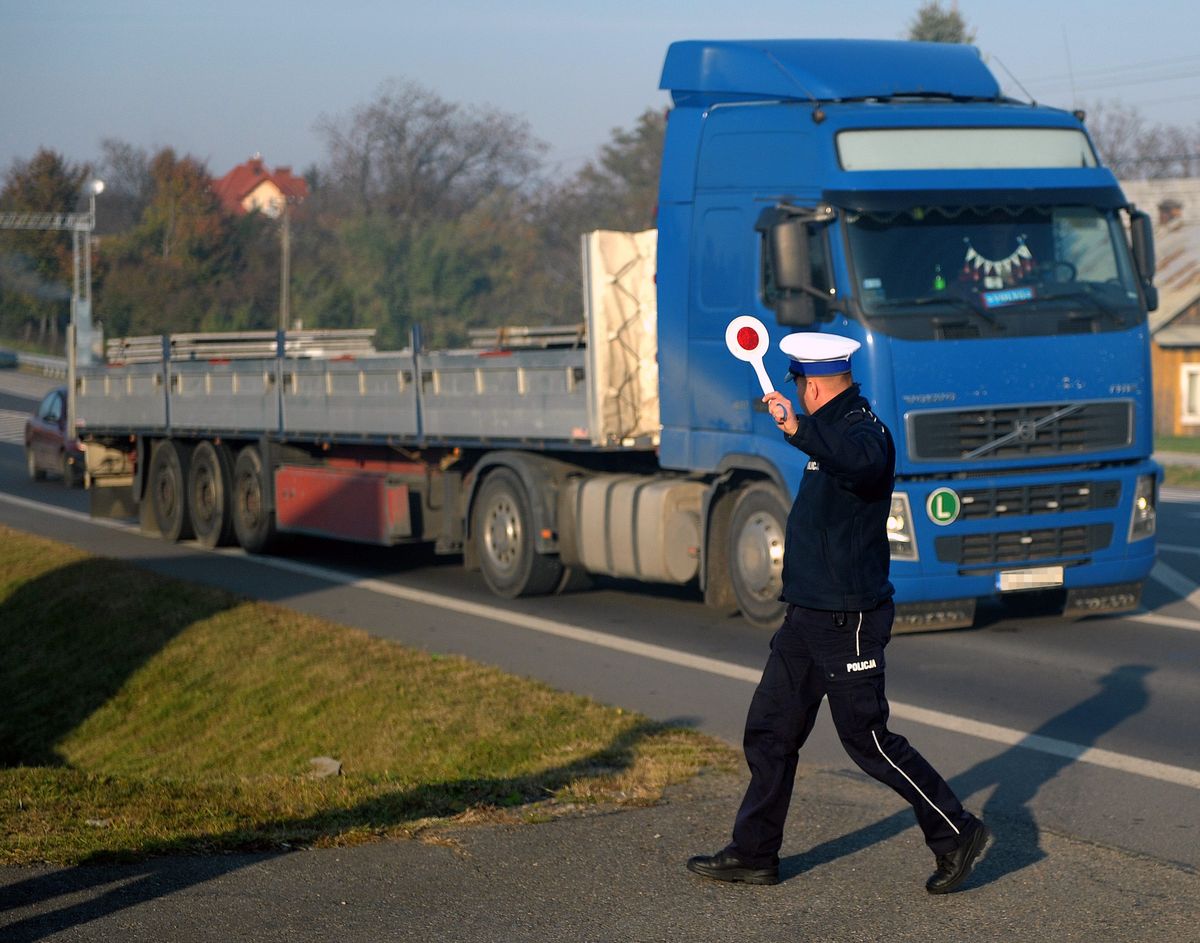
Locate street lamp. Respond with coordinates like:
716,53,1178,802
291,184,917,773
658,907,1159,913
82,178,105,328
67,178,104,447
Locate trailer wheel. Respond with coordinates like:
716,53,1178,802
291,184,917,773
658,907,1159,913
189,441,236,548
232,445,277,553
473,467,562,598
148,439,194,542
729,483,788,629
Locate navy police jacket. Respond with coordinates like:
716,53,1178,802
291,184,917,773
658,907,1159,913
780,383,896,612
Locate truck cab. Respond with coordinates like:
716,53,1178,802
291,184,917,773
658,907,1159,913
655,39,1159,628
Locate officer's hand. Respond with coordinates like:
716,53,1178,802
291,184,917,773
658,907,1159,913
763,392,799,436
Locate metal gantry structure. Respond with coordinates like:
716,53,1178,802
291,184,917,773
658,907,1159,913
0,181,104,437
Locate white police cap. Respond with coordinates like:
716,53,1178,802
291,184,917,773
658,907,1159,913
779,332,861,382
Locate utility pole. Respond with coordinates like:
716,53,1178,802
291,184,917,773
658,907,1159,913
279,199,291,332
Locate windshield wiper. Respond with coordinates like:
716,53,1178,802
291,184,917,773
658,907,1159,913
872,294,1002,331
1035,285,1126,328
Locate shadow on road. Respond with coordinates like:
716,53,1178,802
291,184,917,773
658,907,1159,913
780,663,1155,888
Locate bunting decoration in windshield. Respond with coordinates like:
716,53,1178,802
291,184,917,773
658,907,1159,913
962,235,1034,289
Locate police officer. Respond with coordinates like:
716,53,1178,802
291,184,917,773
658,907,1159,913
688,333,990,894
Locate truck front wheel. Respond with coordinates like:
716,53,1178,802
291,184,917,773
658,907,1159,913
148,439,194,542
729,483,788,629
232,446,277,553
473,468,562,598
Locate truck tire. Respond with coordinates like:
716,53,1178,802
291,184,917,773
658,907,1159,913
703,491,740,615
729,483,788,629
148,439,194,542
232,445,278,554
188,440,236,548
473,467,562,598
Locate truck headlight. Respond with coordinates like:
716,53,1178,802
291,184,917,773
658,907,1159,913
1128,473,1156,542
888,492,918,561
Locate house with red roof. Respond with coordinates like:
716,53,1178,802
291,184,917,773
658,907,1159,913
213,155,308,218
1122,178,1200,438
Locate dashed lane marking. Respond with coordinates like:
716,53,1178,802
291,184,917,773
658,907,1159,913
0,409,27,445
1,490,1198,790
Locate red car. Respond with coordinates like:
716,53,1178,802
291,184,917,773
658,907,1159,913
25,386,86,487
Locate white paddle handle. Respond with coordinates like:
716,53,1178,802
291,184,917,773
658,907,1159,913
752,359,787,422
752,359,774,397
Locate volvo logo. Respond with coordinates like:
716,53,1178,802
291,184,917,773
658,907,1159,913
927,487,961,525
1015,420,1037,443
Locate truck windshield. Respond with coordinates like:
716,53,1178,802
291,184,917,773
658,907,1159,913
843,205,1144,340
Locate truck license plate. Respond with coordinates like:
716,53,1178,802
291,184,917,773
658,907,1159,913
997,566,1064,592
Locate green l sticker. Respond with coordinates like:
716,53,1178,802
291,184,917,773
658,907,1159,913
927,487,961,525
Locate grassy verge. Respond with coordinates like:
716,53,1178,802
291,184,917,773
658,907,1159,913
1163,465,1200,489
1156,435,1200,454
1155,436,1200,489
0,526,736,866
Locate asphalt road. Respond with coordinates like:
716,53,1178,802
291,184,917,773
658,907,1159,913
2,370,1198,940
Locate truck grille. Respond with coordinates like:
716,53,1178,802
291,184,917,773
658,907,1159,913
908,401,1132,461
935,524,1113,567
957,480,1120,519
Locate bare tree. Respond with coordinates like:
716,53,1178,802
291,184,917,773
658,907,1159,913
315,79,545,226
1084,100,1200,179
96,138,154,234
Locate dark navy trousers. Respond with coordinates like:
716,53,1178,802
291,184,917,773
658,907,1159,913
731,602,973,862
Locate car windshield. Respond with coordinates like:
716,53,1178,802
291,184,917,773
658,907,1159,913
843,204,1144,340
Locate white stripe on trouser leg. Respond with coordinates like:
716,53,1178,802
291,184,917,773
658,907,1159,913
855,612,863,657
871,730,960,836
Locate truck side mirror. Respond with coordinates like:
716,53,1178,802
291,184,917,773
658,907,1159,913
770,219,811,292
1128,208,1157,312
757,205,836,327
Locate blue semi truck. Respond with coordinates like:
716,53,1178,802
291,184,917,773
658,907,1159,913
77,39,1159,631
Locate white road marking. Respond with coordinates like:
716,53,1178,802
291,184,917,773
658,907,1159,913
1160,543,1200,557
2,490,1199,791
1150,559,1200,610
1125,612,1200,632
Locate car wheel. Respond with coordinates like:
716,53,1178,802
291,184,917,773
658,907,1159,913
26,447,46,482
61,452,81,488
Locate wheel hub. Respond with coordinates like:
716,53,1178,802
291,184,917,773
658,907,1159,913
484,497,521,573
735,511,785,602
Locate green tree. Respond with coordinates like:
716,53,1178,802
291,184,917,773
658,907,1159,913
0,149,91,348
99,149,274,337
908,1,976,43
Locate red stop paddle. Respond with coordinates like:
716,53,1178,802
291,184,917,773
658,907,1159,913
724,316,785,421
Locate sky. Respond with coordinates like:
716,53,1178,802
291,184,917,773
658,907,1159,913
1,0,1198,185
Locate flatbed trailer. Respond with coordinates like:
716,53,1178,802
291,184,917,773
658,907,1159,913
77,231,707,599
